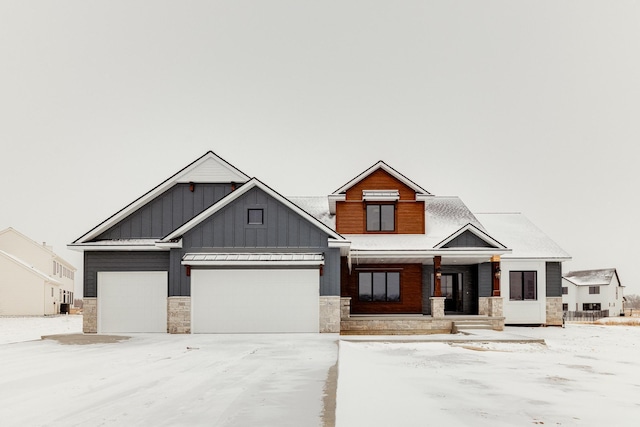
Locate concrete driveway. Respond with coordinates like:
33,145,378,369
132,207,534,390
0,333,339,427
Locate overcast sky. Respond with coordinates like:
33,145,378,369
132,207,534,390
1,1,638,296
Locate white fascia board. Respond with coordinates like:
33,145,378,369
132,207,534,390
350,248,511,259
503,256,572,262
328,194,345,214
328,239,351,256
73,152,250,244
332,161,431,196
67,243,170,252
155,239,183,249
162,178,346,242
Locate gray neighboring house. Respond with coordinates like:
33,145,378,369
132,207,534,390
70,152,348,334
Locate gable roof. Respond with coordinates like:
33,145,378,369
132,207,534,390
0,249,62,285
332,161,432,196
0,227,75,269
435,223,507,249
161,178,346,243
73,152,250,244
563,268,621,287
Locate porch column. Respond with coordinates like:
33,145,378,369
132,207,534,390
434,255,442,297
491,255,501,297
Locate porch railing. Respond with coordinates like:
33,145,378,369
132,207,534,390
563,310,609,322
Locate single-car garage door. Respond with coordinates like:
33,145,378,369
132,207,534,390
97,271,168,333
191,269,319,333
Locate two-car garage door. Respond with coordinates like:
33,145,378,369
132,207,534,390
97,269,319,333
191,269,319,333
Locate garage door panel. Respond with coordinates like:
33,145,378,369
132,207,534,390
192,269,319,333
98,272,167,333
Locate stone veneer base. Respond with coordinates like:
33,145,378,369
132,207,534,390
319,296,341,333
546,297,563,326
83,298,97,333
168,297,191,334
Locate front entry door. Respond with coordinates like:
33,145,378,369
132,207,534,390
442,273,462,312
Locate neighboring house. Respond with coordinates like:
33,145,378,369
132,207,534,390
562,268,624,316
70,152,570,334
0,227,76,315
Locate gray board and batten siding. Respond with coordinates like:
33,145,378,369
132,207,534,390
172,186,340,297
442,230,496,249
546,262,563,297
94,183,234,240
85,185,340,298
84,251,170,297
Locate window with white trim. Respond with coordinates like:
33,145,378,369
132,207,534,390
589,286,600,294
366,204,395,231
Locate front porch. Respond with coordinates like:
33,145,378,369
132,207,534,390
339,297,505,335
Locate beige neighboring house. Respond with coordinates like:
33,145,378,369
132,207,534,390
0,227,76,315
562,268,624,316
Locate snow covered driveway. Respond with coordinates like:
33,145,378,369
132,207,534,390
0,317,338,427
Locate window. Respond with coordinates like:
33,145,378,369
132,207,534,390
562,286,568,295
583,303,601,311
358,272,400,302
366,204,395,231
562,303,568,311
509,271,537,301
247,209,264,225
589,286,600,294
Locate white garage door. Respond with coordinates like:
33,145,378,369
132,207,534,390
191,269,319,333
97,271,168,333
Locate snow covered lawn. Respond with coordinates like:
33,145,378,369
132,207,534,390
336,324,640,426
0,317,337,427
2,317,639,426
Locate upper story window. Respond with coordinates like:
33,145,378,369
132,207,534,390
589,286,600,294
562,286,568,295
509,271,537,301
247,209,264,225
366,204,395,231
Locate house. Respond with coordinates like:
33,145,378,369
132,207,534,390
70,152,347,334
562,268,624,316
0,227,76,315
70,152,570,334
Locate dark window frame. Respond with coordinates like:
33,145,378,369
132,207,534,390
583,303,601,311
247,208,264,225
358,271,401,302
365,203,396,232
588,286,600,295
509,271,538,301
562,286,568,295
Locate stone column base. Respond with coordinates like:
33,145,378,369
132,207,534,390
487,296,503,317
167,297,191,334
478,297,489,316
319,296,341,333
83,298,97,333
430,297,446,318
546,297,563,326
340,297,352,320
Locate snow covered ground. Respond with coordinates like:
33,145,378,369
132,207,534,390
336,323,640,426
1,316,639,426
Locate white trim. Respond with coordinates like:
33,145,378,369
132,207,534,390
162,178,346,242
68,243,169,252
73,152,250,244
349,248,511,259
362,190,400,202
434,223,507,249
332,161,432,196
328,194,345,214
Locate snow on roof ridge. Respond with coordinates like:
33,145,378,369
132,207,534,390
0,249,62,284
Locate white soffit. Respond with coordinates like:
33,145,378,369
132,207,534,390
182,252,324,266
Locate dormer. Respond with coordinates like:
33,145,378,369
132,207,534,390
329,161,432,234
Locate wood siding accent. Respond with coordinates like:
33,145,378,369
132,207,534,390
336,169,425,234
342,261,423,314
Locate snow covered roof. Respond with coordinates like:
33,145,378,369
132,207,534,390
287,196,336,229
563,268,620,286
182,252,324,266
0,249,62,285
0,227,76,269
474,213,571,260
73,151,251,244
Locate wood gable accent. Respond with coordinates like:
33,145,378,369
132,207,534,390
336,169,425,234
